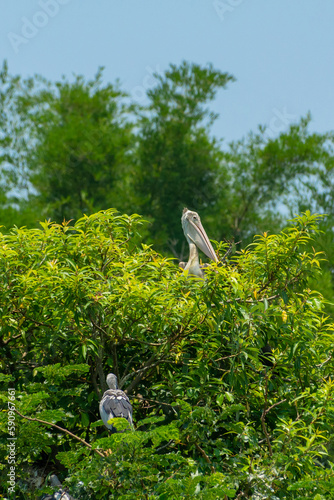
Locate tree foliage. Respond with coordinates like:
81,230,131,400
28,70,133,221
1,209,334,499
214,115,334,243
0,62,133,225
1,59,334,497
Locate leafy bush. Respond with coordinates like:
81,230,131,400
1,209,333,499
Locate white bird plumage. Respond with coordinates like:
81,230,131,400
180,208,218,278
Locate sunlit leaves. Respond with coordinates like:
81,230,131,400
1,209,334,498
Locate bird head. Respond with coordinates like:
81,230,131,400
181,208,218,262
106,373,118,390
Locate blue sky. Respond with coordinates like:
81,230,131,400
1,0,333,145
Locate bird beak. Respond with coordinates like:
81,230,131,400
188,219,218,263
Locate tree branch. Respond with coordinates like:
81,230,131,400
260,373,272,456
260,372,287,457
125,352,158,394
195,443,215,473
14,409,107,458
225,293,280,304
121,358,170,389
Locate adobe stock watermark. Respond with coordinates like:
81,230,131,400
8,0,72,54
264,107,296,139
7,388,16,497
213,0,246,22
131,65,164,102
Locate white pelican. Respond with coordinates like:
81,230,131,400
180,208,218,278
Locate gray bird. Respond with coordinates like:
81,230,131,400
99,373,133,433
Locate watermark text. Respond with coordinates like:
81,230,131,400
7,388,16,496
8,0,72,54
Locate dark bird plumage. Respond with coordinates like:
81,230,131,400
99,373,133,432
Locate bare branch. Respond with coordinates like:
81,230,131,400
225,294,280,304
121,359,171,388
221,240,240,263
316,356,332,368
195,443,215,473
260,374,272,457
125,353,158,394
215,353,240,362
264,399,287,415
14,409,106,458
260,372,287,458
135,395,178,411
154,439,174,453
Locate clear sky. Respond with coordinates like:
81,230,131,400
1,0,333,145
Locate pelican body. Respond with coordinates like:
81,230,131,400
181,208,218,278
99,373,133,433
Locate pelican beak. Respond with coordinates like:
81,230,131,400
188,218,218,263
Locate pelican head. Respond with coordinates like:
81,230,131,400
181,208,218,263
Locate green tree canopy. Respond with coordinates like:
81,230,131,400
1,59,334,314
0,62,134,224
28,70,133,221
1,209,333,498
212,115,333,243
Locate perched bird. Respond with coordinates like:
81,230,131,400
41,474,76,500
99,373,133,432
180,208,218,278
